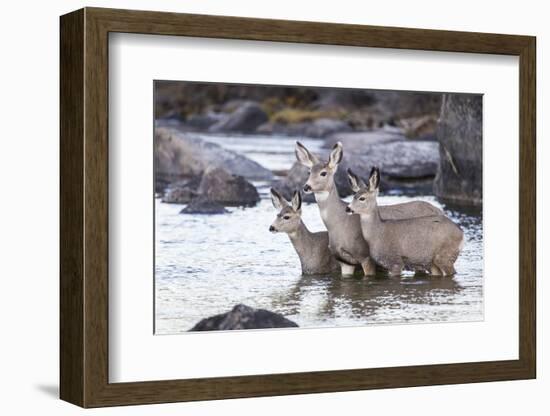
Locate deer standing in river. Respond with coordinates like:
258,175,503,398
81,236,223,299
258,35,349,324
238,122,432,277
346,167,464,276
269,188,339,275
295,141,443,277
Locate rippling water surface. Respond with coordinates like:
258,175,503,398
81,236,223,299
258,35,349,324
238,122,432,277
155,135,483,335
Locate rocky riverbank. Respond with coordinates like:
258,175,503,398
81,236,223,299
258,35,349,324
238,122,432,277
155,84,482,207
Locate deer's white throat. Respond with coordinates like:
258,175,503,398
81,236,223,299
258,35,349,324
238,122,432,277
314,191,329,202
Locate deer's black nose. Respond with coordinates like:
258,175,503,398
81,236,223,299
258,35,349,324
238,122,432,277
345,206,352,213
303,184,311,192
269,225,275,232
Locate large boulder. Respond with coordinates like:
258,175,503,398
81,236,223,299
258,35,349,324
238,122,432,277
155,126,273,190
358,141,440,179
190,304,298,331
208,102,268,133
198,167,260,207
434,94,482,206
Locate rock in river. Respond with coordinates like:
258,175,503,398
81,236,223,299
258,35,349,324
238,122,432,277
434,93,482,206
189,304,299,331
161,176,202,204
198,167,260,207
180,197,228,214
155,126,273,188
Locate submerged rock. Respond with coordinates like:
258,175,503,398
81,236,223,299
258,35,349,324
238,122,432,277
208,102,268,133
180,197,228,214
434,94,482,206
190,304,298,331
198,167,260,207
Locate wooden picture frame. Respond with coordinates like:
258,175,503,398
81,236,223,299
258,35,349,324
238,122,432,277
60,7,536,408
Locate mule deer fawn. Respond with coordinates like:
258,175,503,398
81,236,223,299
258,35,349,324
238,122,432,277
295,141,443,277
269,188,339,275
346,167,464,276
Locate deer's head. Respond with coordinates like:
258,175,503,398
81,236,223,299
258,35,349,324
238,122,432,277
295,141,343,195
346,167,380,215
269,188,303,234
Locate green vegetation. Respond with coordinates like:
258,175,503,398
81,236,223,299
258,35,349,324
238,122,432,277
269,108,344,124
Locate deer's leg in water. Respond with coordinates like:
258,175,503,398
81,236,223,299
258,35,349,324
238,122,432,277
339,262,356,277
430,264,443,276
361,258,376,277
433,253,457,276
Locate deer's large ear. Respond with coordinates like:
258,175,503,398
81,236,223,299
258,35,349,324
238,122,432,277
270,188,288,210
295,141,318,168
347,168,366,193
291,190,302,213
328,142,343,169
368,167,380,191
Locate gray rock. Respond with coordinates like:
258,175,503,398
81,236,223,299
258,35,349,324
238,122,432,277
163,187,198,204
199,167,260,207
256,121,309,137
325,129,406,149
256,118,351,138
274,162,315,203
155,126,273,186
208,102,268,133
190,304,298,331
180,197,228,214
434,94,482,206
161,176,202,204
303,118,352,138
358,141,440,179
185,112,225,130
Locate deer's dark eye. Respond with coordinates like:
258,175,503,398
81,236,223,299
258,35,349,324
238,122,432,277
283,215,290,220
359,197,366,202
320,171,327,177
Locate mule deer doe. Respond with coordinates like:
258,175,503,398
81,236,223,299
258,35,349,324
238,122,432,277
295,141,443,277
269,188,339,275
346,167,464,276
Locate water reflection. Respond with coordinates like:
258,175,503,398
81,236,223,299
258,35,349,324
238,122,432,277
272,273,464,325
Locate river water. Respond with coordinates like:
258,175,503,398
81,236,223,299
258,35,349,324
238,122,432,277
155,134,483,335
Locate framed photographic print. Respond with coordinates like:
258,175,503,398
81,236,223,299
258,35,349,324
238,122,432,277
60,7,536,408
